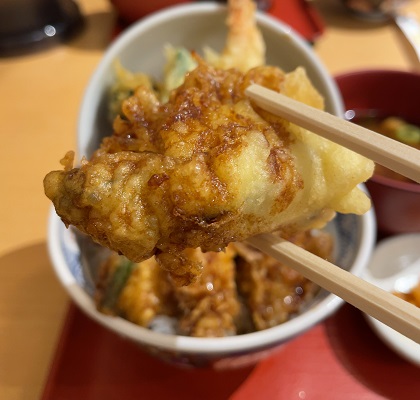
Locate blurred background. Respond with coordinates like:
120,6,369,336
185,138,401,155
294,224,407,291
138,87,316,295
0,1,419,399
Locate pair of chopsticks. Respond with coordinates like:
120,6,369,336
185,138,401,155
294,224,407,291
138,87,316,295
245,84,420,344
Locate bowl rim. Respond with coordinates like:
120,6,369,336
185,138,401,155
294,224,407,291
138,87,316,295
334,68,420,81
48,2,375,355
370,173,420,193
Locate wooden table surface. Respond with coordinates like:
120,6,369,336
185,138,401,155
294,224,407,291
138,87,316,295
0,0,419,398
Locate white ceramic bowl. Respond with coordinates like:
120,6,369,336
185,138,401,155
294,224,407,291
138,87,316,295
361,233,420,367
48,3,376,368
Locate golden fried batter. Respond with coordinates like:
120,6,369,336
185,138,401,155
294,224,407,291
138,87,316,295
173,246,241,337
95,253,175,324
43,64,287,282
44,0,373,285
235,230,333,330
96,246,242,337
116,257,176,327
44,60,372,285
94,229,333,337
204,0,265,72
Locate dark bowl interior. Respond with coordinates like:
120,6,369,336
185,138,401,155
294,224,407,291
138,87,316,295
335,69,420,126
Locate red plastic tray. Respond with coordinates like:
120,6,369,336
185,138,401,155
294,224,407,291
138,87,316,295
41,303,419,400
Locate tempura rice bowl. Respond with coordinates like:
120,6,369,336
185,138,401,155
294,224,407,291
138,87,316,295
47,3,376,368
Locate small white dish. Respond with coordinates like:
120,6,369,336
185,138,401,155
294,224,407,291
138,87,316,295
362,233,420,366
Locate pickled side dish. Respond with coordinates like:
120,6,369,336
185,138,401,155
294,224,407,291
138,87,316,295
354,114,420,184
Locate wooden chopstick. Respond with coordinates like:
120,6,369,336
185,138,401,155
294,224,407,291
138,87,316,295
246,84,420,183
247,233,420,344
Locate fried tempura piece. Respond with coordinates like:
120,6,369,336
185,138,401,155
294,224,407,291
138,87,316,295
108,60,154,122
96,246,242,337
44,60,373,285
204,0,265,72
235,230,332,330
44,0,373,285
174,246,242,337
96,229,332,336
117,256,176,326
96,253,176,326
394,281,420,307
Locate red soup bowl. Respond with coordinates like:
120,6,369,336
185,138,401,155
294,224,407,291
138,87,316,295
335,69,420,235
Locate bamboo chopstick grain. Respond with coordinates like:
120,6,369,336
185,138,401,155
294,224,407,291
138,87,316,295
246,84,420,183
247,233,420,344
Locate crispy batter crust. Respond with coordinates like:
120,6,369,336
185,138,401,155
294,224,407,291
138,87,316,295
44,0,373,285
94,231,332,337
235,230,332,330
44,62,304,284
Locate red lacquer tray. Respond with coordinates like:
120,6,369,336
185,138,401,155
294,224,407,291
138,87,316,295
41,303,419,400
